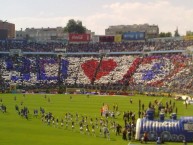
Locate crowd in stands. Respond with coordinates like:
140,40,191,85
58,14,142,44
0,53,192,94
150,39,193,51
167,63,193,94
0,41,66,52
67,40,193,52
0,39,193,52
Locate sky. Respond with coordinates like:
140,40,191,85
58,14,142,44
1,0,193,35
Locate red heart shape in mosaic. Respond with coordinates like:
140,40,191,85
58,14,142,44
81,59,117,81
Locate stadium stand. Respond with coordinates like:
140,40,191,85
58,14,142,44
1,39,193,52
0,38,192,95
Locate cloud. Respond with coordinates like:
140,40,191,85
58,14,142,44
11,1,193,35
102,1,193,35
11,16,74,29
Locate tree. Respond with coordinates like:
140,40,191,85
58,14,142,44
165,32,172,37
159,32,166,37
159,32,172,37
64,19,86,34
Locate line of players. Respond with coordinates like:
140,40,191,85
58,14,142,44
7,95,137,141
40,112,125,140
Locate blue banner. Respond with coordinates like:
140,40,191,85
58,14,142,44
122,32,145,40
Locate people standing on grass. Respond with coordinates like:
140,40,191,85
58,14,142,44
100,107,103,116
115,104,119,111
85,124,90,135
38,111,117,139
0,104,6,113
138,110,141,118
6,95,185,142
15,104,19,112
65,120,68,129
72,121,75,130
103,125,109,138
142,103,145,110
79,122,83,133
22,107,29,119
52,117,55,127
128,130,132,141
91,124,96,136
34,109,38,117
99,126,103,137
130,98,133,104
61,119,64,128
185,100,188,109
122,128,127,140
56,118,59,127
123,112,127,126
95,118,98,128
46,118,50,125
144,131,148,143
116,124,122,136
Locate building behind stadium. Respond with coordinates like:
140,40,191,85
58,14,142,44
0,20,15,39
15,24,159,42
16,27,94,42
105,23,159,39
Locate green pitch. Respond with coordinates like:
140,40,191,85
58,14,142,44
0,94,193,145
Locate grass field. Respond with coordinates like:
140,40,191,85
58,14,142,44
0,93,193,145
